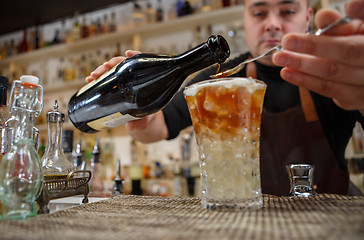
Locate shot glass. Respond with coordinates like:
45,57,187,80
184,77,266,209
286,164,316,197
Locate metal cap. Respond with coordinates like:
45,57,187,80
20,75,39,85
47,100,65,123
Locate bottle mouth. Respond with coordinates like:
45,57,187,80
208,35,230,63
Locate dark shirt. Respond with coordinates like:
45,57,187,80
163,52,364,170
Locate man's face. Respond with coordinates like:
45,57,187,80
243,0,312,66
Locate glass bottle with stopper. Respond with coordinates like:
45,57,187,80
0,75,44,219
1,77,41,155
41,100,75,180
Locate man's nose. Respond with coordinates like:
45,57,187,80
265,14,282,32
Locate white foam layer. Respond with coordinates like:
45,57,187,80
184,77,266,96
20,75,39,85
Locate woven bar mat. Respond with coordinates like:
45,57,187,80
0,194,363,240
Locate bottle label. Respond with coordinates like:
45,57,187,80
87,112,140,130
77,64,119,97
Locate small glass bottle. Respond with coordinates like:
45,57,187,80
112,159,123,196
73,140,86,171
0,75,44,219
41,100,75,180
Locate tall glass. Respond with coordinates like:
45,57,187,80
184,77,266,209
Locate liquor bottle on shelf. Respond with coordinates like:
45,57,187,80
79,54,90,79
89,137,104,194
62,129,74,162
101,132,115,190
41,100,75,180
68,35,230,133
59,19,67,44
132,1,145,26
0,76,9,143
129,140,143,195
18,29,28,53
201,0,212,12
145,2,156,24
88,18,97,37
109,11,117,32
112,159,123,196
73,140,86,171
176,0,184,17
180,1,194,16
181,131,195,196
113,42,121,57
57,57,66,83
28,28,35,52
156,0,164,22
0,75,43,219
96,17,103,35
81,15,89,39
72,11,81,42
173,157,183,197
102,14,109,33
51,29,60,45
64,57,75,81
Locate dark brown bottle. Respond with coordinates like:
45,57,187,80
68,35,230,133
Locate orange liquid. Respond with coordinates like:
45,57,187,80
185,84,266,137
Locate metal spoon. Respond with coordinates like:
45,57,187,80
210,16,353,79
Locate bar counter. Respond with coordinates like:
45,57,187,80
1,194,363,240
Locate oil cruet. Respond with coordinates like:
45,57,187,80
0,75,44,219
41,100,75,180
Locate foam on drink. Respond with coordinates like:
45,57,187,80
183,77,266,96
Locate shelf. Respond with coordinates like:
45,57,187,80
43,80,85,94
0,5,244,68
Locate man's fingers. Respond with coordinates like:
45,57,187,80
126,50,141,57
345,0,364,19
314,9,356,36
273,50,364,84
280,68,364,110
280,34,364,67
85,56,125,83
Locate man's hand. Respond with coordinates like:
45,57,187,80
85,50,141,83
272,0,364,114
84,50,168,142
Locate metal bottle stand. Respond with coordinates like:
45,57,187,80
37,170,92,214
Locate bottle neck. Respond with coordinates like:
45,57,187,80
175,36,229,76
15,110,35,141
13,86,38,142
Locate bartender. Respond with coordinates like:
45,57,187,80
86,0,364,196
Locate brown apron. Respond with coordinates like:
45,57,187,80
247,62,349,196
